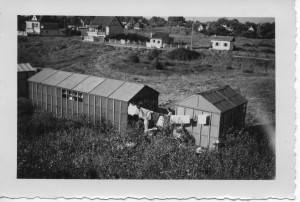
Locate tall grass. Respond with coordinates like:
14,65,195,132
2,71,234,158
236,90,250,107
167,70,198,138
17,99,275,179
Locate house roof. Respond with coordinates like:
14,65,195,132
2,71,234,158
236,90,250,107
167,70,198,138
17,63,36,72
211,36,235,42
27,68,159,102
89,16,122,27
152,32,169,39
41,23,59,30
175,85,247,113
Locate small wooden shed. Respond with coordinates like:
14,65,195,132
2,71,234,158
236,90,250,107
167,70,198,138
174,85,247,148
27,68,159,130
18,63,37,98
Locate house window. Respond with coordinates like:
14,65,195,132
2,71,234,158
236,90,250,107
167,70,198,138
35,23,39,27
215,42,219,46
224,43,228,47
157,40,160,44
152,39,155,43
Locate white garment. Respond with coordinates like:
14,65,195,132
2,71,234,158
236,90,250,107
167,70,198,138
144,119,149,132
128,103,139,116
170,115,190,124
156,116,165,127
198,114,208,124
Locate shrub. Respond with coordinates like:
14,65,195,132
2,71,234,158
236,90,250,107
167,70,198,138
226,66,234,70
128,54,140,63
167,48,201,61
243,69,254,73
149,57,164,70
147,49,162,61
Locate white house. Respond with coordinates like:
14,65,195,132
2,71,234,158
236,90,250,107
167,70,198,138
85,16,124,42
25,15,40,35
146,32,171,48
210,36,235,51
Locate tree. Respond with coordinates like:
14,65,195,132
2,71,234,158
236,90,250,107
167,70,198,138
167,16,185,26
149,16,166,27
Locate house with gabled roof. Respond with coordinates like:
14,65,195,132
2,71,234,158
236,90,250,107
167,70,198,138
146,32,172,48
210,36,235,51
86,16,124,42
174,85,247,148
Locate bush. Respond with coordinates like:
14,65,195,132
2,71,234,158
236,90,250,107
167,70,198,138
17,107,275,179
128,54,140,63
226,66,234,70
167,48,201,61
149,57,164,70
147,49,162,61
243,69,254,73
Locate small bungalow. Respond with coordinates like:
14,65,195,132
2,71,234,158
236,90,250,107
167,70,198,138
25,15,61,36
146,32,171,49
174,85,247,149
86,16,124,42
248,26,255,32
197,24,206,32
210,36,235,51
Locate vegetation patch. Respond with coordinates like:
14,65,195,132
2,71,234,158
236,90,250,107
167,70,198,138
167,48,201,61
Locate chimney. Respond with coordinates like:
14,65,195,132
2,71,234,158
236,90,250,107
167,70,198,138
80,19,84,27
150,32,152,38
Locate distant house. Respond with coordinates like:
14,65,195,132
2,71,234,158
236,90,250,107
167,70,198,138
86,16,124,42
134,23,141,30
146,32,171,48
25,15,61,36
221,24,233,32
18,63,37,98
25,15,40,35
40,23,60,36
210,36,235,51
248,26,255,32
197,24,206,32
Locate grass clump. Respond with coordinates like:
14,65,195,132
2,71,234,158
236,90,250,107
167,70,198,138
167,48,201,61
149,57,164,70
128,54,140,63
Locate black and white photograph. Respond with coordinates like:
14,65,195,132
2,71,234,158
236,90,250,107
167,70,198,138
0,0,296,200
16,15,276,180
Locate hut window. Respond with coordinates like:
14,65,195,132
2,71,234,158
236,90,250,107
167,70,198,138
224,43,228,47
78,93,83,102
72,92,78,101
67,90,73,100
62,89,67,98
215,42,219,46
157,40,160,44
152,39,155,43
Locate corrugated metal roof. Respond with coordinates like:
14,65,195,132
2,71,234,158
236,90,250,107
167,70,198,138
27,68,58,83
198,85,247,112
56,73,89,89
211,36,235,42
90,79,125,97
152,32,169,39
108,82,145,101
72,76,106,93
42,71,73,86
175,85,247,113
17,63,36,72
28,68,159,101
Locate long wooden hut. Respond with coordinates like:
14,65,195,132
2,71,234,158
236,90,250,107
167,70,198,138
174,85,247,148
27,68,159,130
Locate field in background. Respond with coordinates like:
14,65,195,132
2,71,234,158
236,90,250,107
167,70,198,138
18,36,275,125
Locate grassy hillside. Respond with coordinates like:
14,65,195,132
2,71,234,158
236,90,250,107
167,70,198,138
18,36,275,125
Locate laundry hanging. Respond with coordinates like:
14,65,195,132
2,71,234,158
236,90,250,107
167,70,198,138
198,114,209,124
170,115,190,124
139,107,152,120
128,103,139,116
156,116,165,127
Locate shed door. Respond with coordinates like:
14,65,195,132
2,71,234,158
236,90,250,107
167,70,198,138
200,111,210,148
